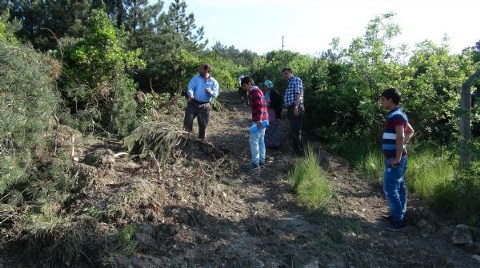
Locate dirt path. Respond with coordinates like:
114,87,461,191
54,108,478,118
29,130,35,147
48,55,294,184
67,91,479,267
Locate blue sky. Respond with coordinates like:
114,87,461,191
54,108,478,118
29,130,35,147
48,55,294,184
153,0,479,55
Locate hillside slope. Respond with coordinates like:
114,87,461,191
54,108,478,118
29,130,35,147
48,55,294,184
4,91,478,267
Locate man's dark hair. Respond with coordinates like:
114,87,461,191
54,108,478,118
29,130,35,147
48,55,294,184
381,88,401,105
281,67,293,73
240,76,254,85
201,64,212,72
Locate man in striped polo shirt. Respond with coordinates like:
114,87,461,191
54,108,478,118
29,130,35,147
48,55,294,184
380,88,415,231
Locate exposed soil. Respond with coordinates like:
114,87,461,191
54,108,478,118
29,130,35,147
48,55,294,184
5,91,480,267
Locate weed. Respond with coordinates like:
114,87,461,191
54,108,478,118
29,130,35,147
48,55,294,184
354,151,384,184
288,147,332,211
113,224,138,255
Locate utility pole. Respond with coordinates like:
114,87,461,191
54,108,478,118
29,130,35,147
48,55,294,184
281,35,284,50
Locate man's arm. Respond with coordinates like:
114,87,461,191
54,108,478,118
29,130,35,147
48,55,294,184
405,122,414,144
394,125,405,164
186,77,196,100
206,79,220,98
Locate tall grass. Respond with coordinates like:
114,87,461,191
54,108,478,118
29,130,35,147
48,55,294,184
407,150,455,199
354,151,384,184
354,148,455,199
288,148,331,211
353,147,480,224
431,163,480,225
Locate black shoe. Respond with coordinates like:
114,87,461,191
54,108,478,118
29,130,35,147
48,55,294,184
259,162,265,168
386,221,406,232
244,163,259,171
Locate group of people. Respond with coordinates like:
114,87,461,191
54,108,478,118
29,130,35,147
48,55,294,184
238,68,306,170
182,63,415,231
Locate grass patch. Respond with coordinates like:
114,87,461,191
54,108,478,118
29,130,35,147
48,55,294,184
408,150,455,199
327,138,375,164
354,151,384,184
354,148,456,198
431,165,480,225
353,146,480,224
114,224,138,255
288,148,332,211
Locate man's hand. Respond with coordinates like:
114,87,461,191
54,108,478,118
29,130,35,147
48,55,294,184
389,158,400,168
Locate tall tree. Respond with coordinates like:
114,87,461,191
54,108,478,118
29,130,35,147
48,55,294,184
161,0,207,50
61,9,144,135
135,0,208,93
4,0,94,51
210,41,257,67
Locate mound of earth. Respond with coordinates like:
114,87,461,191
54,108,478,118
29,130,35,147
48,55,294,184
7,91,480,267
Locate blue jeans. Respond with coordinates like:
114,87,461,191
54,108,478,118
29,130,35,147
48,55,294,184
383,156,408,222
249,128,266,165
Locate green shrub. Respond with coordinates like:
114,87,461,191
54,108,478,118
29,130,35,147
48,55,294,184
288,148,331,210
407,149,455,199
431,165,480,225
60,9,144,137
0,43,61,195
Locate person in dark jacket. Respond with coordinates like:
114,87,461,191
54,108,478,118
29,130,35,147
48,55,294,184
261,80,283,149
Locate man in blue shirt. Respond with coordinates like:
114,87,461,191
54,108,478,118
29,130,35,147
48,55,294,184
183,64,219,140
282,67,305,156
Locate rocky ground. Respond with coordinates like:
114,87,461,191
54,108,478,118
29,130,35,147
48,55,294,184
5,91,479,267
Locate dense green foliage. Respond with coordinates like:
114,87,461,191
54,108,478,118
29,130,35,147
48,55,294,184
60,9,143,136
0,10,19,43
0,43,61,195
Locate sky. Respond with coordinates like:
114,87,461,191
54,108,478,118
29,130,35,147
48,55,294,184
154,0,479,56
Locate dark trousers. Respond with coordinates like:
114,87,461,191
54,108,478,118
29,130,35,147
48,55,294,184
183,100,211,139
287,105,304,155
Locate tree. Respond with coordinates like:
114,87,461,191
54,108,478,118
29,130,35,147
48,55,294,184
100,0,165,50
210,42,258,67
0,9,20,43
61,9,145,136
161,0,207,50
135,0,208,94
4,0,93,51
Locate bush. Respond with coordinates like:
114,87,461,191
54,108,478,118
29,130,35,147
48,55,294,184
431,165,480,225
0,43,61,195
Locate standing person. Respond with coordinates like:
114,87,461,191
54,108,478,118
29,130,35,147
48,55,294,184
183,64,219,140
261,80,283,149
282,67,305,156
241,76,269,170
238,75,249,105
380,88,415,231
